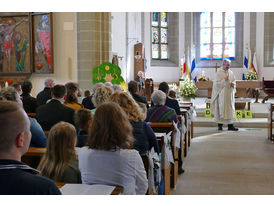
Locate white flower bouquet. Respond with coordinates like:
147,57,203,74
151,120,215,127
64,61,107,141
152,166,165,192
179,76,198,99
245,70,258,80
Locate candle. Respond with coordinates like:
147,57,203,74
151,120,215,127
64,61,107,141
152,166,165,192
5,81,8,88
202,71,205,78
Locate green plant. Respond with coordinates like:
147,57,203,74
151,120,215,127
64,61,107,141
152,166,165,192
179,76,198,98
245,70,258,80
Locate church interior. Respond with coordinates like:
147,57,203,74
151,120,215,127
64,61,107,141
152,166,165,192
1,6,274,200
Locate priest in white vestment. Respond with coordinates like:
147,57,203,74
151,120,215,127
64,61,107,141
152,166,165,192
210,59,238,131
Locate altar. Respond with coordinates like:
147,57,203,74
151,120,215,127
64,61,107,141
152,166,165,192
195,80,261,99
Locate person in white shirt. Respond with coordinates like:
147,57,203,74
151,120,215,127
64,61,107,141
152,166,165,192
77,102,148,195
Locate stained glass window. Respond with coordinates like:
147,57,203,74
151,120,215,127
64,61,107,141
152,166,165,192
161,44,168,59
151,12,168,60
152,27,159,43
200,12,235,60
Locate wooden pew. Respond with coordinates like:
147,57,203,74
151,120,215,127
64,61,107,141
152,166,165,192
268,104,274,142
177,115,185,163
180,104,193,148
21,147,46,169
148,122,179,194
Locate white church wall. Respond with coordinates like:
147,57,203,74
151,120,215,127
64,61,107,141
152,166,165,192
111,12,127,81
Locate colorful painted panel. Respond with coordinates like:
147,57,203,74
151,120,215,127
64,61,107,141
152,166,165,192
225,28,235,43
161,28,168,44
225,12,235,27
200,44,211,59
213,28,222,43
152,27,159,43
224,43,235,59
0,15,31,74
152,44,159,59
161,12,167,27
200,28,210,43
200,12,211,28
161,44,168,59
213,12,222,27
213,44,222,59
152,12,158,27
32,13,53,73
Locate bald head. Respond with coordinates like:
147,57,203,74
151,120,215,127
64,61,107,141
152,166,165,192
0,101,30,155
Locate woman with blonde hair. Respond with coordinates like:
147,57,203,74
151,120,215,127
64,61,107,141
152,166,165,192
91,86,113,113
38,122,82,183
77,102,148,195
110,92,159,156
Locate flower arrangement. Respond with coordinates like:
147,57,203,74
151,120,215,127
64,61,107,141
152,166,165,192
245,70,258,80
179,76,198,99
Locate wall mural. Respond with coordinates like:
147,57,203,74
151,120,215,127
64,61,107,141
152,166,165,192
0,12,53,86
31,13,53,73
0,15,30,74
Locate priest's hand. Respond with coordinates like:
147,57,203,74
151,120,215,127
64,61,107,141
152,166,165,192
230,82,235,88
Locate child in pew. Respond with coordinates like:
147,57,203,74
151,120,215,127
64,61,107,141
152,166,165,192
77,102,148,195
74,108,93,147
38,122,82,183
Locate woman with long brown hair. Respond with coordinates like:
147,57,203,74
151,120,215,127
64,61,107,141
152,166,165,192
110,92,159,155
38,122,81,183
77,102,148,195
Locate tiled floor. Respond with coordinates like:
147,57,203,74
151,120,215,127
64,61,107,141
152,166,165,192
174,127,274,195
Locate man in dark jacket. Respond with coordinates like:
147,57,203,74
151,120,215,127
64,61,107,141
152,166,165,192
0,101,61,195
128,80,148,108
21,80,37,113
158,81,181,115
36,78,55,106
36,84,75,130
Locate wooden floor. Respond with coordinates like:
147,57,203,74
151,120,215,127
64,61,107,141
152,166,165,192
174,127,274,195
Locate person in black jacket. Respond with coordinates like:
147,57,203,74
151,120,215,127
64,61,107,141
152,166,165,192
36,78,55,106
158,81,181,115
21,79,37,113
0,101,61,195
110,91,159,155
36,84,75,131
128,80,149,109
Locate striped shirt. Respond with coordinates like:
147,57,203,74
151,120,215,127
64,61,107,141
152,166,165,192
145,105,178,124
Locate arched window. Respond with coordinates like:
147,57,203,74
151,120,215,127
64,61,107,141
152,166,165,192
151,12,168,60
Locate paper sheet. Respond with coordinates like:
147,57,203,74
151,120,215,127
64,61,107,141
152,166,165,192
60,184,115,195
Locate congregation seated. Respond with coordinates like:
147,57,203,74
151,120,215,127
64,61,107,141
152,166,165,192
77,103,148,195
91,86,113,114
38,122,82,183
36,78,55,107
74,108,93,147
0,101,61,195
0,87,47,148
64,82,83,111
21,79,37,113
128,80,149,109
81,83,104,110
146,90,179,124
36,84,75,130
110,92,159,155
